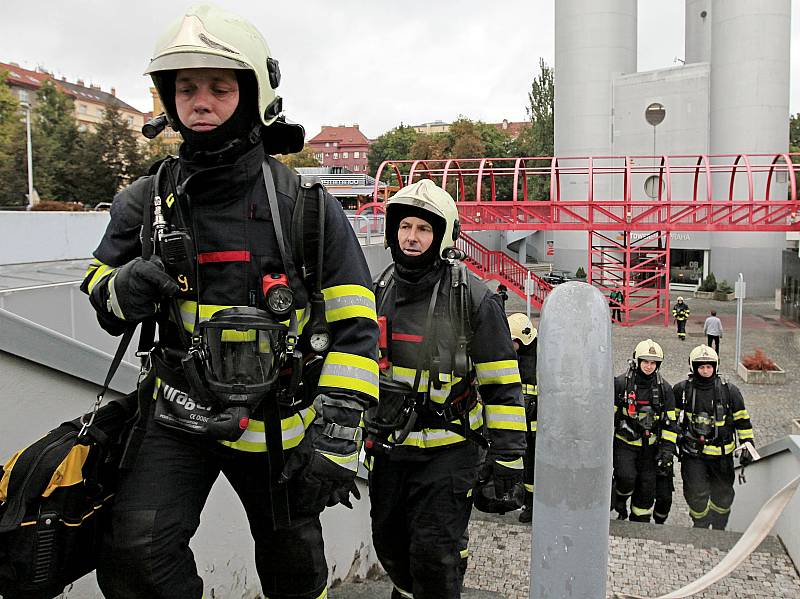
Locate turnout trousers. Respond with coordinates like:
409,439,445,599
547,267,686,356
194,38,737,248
676,319,687,339
97,417,328,599
612,439,657,522
654,473,674,524
369,443,480,599
681,453,736,530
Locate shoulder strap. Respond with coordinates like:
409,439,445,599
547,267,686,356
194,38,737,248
374,263,396,315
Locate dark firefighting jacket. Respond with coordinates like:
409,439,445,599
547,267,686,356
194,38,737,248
673,376,754,457
517,340,538,435
613,369,678,450
81,142,379,452
377,264,526,458
672,302,690,321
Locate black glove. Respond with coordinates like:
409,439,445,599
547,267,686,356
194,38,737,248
656,445,674,477
480,452,524,500
107,257,179,322
739,447,754,467
278,393,363,514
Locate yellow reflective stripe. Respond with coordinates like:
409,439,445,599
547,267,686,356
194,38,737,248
85,261,116,294
661,430,678,443
321,450,359,472
522,384,538,395
319,352,379,399
529,421,537,432
475,360,521,385
733,409,750,421
665,410,676,420
524,483,534,492
484,404,526,431
737,429,754,440
615,434,659,446
497,457,524,470
701,441,737,456
460,548,470,559
218,407,316,452
390,366,460,402
398,403,483,449
393,586,414,599
322,284,377,323
631,505,653,517
177,300,307,334
709,500,730,515
690,503,710,519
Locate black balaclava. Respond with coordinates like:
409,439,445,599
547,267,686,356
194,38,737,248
387,204,446,279
691,362,717,388
162,70,261,161
635,360,659,386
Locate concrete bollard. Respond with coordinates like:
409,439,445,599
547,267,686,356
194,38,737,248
531,281,614,599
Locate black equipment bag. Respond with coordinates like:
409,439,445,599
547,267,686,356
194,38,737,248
0,392,138,598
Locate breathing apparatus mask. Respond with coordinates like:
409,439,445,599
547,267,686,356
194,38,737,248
363,373,419,455
181,307,288,440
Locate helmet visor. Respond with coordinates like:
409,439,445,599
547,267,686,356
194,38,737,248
145,52,250,75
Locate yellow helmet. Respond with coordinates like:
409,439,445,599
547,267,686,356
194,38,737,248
384,179,461,257
145,4,282,127
689,344,719,367
507,313,537,346
633,339,664,362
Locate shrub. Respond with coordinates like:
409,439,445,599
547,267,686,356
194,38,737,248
701,272,717,292
717,279,733,293
741,348,779,371
31,200,86,212
575,266,587,279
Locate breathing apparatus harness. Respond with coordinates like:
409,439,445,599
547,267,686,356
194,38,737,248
364,253,488,455
616,359,664,445
679,374,732,458
141,157,330,528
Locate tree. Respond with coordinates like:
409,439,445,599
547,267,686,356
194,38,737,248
76,105,149,205
32,80,83,202
790,113,800,153
509,59,555,200
368,124,418,181
275,144,320,169
0,71,27,206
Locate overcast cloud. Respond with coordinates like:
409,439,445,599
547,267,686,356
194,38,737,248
1,1,797,141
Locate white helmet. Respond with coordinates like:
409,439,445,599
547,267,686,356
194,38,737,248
633,339,664,362
677,296,685,302
507,313,536,346
689,344,719,367
384,179,461,258
145,4,282,128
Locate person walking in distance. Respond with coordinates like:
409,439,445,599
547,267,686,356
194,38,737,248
703,310,723,355
672,296,690,341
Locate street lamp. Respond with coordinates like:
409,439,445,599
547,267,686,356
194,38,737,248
19,101,34,210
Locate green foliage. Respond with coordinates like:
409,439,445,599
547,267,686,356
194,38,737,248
791,113,800,149
701,272,717,292
575,266,587,279
367,124,418,181
0,71,27,206
77,104,149,205
717,279,733,293
276,144,321,169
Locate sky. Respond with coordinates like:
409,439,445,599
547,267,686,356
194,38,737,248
1,1,798,141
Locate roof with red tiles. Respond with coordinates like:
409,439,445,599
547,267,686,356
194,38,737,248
1,61,142,114
308,125,370,146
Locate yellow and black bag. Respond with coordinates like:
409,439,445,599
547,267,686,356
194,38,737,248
0,392,137,598
0,326,150,599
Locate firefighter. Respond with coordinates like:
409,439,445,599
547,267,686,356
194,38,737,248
672,296,691,340
507,313,538,524
80,5,378,598
612,340,678,523
366,179,526,599
674,345,754,530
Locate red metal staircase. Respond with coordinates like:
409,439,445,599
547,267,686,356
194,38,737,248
456,233,552,309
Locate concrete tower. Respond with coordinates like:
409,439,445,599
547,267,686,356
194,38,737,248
709,0,791,295
553,0,637,273
685,0,711,64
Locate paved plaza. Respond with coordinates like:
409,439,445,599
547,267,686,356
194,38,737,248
338,288,800,598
